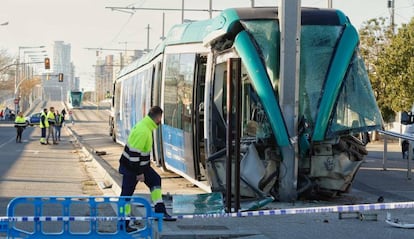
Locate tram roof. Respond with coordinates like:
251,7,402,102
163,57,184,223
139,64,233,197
117,7,348,79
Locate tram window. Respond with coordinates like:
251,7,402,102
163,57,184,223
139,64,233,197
240,68,271,139
243,20,343,127
241,20,280,89
299,25,342,125
164,53,196,131
213,61,272,141
328,53,382,137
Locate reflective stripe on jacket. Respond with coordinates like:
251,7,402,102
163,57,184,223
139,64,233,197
119,115,158,175
14,116,26,127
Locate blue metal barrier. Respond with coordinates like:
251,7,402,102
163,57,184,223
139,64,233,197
0,196,163,238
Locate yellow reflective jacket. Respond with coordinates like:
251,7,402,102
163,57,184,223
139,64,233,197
47,111,56,125
128,116,158,153
119,116,158,175
14,116,26,127
40,112,49,128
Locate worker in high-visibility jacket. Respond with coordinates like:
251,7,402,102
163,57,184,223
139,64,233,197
14,111,26,143
39,108,48,145
54,111,64,141
46,106,57,145
118,106,175,233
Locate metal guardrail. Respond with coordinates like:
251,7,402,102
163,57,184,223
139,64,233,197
378,130,414,180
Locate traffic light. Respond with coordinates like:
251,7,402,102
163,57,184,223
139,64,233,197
44,57,50,69
58,73,64,82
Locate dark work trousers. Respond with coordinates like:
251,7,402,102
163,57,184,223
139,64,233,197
41,128,46,138
120,166,161,229
47,124,55,143
16,127,24,142
120,166,161,197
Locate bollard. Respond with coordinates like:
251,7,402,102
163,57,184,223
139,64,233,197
383,135,388,171
408,140,412,180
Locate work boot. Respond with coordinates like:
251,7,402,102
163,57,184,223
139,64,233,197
126,224,137,233
154,202,176,221
121,220,137,234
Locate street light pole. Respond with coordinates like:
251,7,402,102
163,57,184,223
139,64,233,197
15,46,45,113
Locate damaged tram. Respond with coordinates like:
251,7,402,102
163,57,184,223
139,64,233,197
109,7,383,199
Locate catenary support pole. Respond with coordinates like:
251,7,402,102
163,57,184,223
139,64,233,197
209,0,213,18
161,12,166,40
328,0,332,8
146,24,151,52
181,0,185,23
278,0,301,202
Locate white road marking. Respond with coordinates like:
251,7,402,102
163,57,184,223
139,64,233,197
22,150,40,155
0,137,15,148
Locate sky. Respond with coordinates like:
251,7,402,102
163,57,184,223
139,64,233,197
1,0,413,91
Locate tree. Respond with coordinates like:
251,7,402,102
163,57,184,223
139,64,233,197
0,49,15,106
0,49,14,83
359,17,394,122
20,77,41,97
376,18,414,114
0,49,13,69
359,17,414,122
18,77,41,112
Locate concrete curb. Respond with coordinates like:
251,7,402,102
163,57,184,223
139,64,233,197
64,123,122,196
62,101,123,196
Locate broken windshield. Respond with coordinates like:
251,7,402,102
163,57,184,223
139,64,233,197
242,20,382,138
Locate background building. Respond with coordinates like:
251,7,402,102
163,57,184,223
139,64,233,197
95,55,113,102
94,50,142,102
74,77,80,91
42,41,74,101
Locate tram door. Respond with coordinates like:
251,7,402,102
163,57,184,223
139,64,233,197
152,61,165,169
193,55,207,180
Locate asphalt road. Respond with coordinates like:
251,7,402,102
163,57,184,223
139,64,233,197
0,101,104,237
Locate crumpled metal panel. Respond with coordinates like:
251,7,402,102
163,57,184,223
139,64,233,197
310,152,363,191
